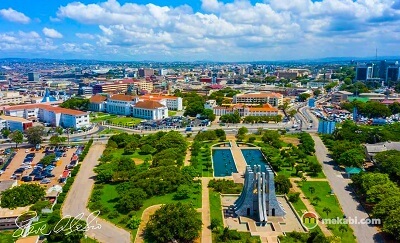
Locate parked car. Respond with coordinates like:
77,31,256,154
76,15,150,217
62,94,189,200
34,175,44,181
40,178,51,184
21,176,33,182
0,170,4,175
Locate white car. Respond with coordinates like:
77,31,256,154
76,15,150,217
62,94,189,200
25,149,29,153
22,165,32,169
0,170,4,175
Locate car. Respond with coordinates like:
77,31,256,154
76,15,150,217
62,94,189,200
58,177,67,183
40,178,51,184
43,173,55,178
10,175,16,179
21,176,33,182
14,168,25,174
0,170,4,175
22,165,32,169
25,149,29,153
34,175,44,181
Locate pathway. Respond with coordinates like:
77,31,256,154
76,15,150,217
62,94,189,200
229,141,247,174
184,141,192,167
201,177,212,243
62,144,131,243
311,134,384,243
289,178,333,237
135,205,162,243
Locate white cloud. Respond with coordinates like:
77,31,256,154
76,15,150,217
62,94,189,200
4,0,400,60
0,8,30,24
42,28,63,39
76,33,96,39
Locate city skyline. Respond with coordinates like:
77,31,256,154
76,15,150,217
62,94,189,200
1,0,400,62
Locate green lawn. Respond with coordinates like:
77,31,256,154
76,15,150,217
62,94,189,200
209,189,223,223
98,128,124,135
90,113,117,123
0,231,15,242
300,181,356,242
108,117,142,125
111,148,152,162
290,195,308,216
168,110,177,116
96,182,202,239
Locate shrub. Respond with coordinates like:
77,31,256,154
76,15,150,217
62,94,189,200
127,216,141,229
107,211,120,219
288,192,300,203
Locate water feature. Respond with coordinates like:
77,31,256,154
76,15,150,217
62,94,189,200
241,149,269,170
212,149,238,177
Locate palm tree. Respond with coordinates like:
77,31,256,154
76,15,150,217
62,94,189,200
309,186,315,195
313,196,321,205
339,225,348,236
323,207,331,217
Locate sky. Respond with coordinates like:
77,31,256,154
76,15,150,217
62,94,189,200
0,0,400,62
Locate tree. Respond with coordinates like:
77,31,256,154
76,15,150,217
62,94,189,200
288,109,297,118
210,218,222,231
237,126,248,136
274,175,291,194
309,162,322,175
9,130,23,148
144,203,202,243
1,128,10,138
337,148,364,167
25,126,45,146
49,135,66,146
383,208,400,240
298,93,311,102
389,102,400,115
202,108,216,122
313,89,322,96
59,97,89,111
117,188,147,213
374,150,400,182
140,144,154,155
366,182,400,204
1,184,45,209
323,207,331,217
262,130,281,145
312,196,321,205
127,216,141,230
373,196,400,221
339,225,348,237
124,140,139,154
174,184,192,200
308,186,315,195
30,200,51,214
40,154,56,166
47,218,87,243
288,192,300,203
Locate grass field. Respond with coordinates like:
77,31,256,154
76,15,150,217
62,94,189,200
300,181,356,242
98,182,202,239
98,128,124,135
108,117,142,125
110,148,152,162
0,231,15,242
168,110,177,116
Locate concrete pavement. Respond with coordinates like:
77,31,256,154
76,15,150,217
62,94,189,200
62,143,131,243
201,177,212,243
311,134,384,243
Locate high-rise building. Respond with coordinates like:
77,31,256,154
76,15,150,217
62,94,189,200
386,66,400,85
138,68,154,77
27,72,39,82
355,65,373,81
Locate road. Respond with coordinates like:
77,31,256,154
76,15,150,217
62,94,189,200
62,143,131,243
311,134,384,243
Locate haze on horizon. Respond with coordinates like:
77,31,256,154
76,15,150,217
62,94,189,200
0,0,399,62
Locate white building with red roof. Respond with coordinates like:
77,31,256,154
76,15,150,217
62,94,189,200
3,104,90,129
233,92,283,107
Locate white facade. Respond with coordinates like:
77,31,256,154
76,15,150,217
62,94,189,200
106,96,139,116
4,104,89,129
133,106,168,120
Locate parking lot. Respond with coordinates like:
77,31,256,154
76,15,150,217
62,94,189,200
135,116,210,130
0,145,78,188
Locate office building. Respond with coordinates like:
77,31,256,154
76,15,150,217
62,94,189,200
0,91,24,105
4,104,90,129
92,79,137,94
233,92,283,107
0,116,33,132
139,94,183,110
133,100,168,120
138,81,154,92
78,86,93,96
355,65,373,81
213,104,279,117
138,68,154,77
27,72,39,82
89,95,107,112
386,66,400,85
106,94,138,116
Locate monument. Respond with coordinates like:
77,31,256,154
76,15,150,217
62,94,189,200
232,165,286,223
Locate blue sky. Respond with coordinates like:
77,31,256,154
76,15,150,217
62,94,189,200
1,0,400,61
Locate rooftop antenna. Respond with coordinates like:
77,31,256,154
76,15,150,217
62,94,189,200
375,47,378,61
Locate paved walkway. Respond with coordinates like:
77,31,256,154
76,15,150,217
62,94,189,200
229,141,247,174
62,144,131,243
184,142,192,167
135,205,162,243
289,178,333,237
311,134,384,243
201,177,212,243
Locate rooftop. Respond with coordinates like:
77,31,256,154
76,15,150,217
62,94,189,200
0,115,31,123
4,104,87,116
109,94,137,101
89,94,107,103
135,100,165,109
0,206,30,218
236,92,283,98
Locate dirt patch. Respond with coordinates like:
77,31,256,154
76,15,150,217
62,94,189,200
132,158,144,165
281,136,300,146
135,204,163,243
